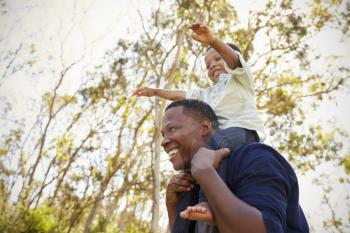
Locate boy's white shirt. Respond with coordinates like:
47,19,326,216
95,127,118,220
186,51,265,139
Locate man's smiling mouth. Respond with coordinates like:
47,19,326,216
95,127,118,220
168,148,179,159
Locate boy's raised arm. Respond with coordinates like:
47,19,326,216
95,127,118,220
188,22,241,69
133,87,186,101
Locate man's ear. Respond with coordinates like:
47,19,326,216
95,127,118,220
199,118,211,136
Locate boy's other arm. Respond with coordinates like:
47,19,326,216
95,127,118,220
133,87,186,101
188,22,241,69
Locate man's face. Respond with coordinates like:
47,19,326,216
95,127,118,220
161,106,206,171
205,48,227,84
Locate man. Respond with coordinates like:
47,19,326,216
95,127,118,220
161,99,309,233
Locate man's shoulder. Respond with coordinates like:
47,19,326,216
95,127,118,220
226,142,298,187
230,142,294,172
233,142,280,157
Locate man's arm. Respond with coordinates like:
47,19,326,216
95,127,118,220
191,147,266,233
133,87,186,101
194,166,266,233
188,22,241,69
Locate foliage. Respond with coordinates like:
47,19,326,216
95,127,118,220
0,203,61,233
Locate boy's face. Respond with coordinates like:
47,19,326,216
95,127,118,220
205,48,227,84
161,106,207,171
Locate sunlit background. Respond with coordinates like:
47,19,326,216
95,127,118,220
1,0,349,232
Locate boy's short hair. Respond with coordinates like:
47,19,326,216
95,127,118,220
205,43,242,54
165,99,219,130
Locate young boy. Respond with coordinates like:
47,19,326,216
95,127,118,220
134,22,264,225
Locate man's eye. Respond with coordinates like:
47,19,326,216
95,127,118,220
169,127,177,133
215,56,221,61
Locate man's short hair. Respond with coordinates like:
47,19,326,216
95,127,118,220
165,99,219,130
205,43,242,54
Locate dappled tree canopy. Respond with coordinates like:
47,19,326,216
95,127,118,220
0,0,349,232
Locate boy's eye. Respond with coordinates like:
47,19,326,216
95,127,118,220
215,56,221,61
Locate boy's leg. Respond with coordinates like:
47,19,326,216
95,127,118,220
197,128,260,215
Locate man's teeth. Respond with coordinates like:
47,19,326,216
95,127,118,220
168,149,178,157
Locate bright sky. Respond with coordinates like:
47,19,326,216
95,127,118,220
0,0,349,232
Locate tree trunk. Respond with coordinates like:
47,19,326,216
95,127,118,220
83,184,106,233
151,26,186,233
151,99,162,233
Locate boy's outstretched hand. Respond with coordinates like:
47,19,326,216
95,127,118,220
133,87,156,97
188,22,217,45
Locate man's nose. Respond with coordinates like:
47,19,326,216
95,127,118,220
161,135,170,148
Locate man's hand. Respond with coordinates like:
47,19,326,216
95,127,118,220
166,171,196,231
133,87,156,97
188,22,217,45
191,147,230,179
166,171,196,205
